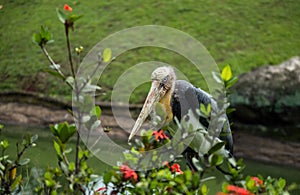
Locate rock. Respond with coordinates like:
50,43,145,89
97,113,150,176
230,57,300,129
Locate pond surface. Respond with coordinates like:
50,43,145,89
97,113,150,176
1,124,299,194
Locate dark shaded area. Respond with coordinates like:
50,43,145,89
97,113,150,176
230,57,300,141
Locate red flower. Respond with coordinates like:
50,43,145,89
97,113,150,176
250,176,263,187
64,4,73,12
226,185,254,195
170,163,183,174
152,130,168,141
120,165,138,182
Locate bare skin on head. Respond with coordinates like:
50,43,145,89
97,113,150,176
128,67,176,141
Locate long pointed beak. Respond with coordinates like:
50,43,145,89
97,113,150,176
128,81,161,141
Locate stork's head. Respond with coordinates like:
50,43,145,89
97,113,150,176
128,67,176,141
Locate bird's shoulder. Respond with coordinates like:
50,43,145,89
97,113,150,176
174,80,211,105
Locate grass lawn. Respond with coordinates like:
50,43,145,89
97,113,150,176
0,0,300,103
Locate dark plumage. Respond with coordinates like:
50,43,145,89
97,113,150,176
128,66,233,169
171,80,233,153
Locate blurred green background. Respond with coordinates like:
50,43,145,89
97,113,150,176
1,0,300,102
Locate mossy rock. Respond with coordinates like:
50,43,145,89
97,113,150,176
230,57,300,127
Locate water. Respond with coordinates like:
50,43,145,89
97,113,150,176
1,124,299,194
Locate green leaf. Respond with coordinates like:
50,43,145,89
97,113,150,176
19,158,30,166
90,120,101,131
53,140,62,159
277,178,286,190
44,171,52,180
44,171,56,187
209,154,223,166
0,155,9,162
212,71,223,83
68,14,83,23
226,107,236,114
78,149,84,159
208,142,225,155
206,103,211,114
0,162,5,170
65,76,74,86
246,178,256,190
11,175,22,191
32,33,42,45
33,26,53,46
200,103,211,117
31,134,38,143
90,106,102,118
51,122,76,143
68,162,75,172
192,157,203,172
103,171,112,185
225,76,238,89
221,64,232,82
64,147,72,154
50,124,58,137
287,182,298,191
40,26,51,41
49,64,61,70
102,48,112,62
43,68,65,80
56,9,67,23
82,84,102,92
51,191,58,195
0,139,9,149
82,115,91,123
60,161,69,175
228,157,236,167
201,184,208,195
59,123,76,143
0,124,4,130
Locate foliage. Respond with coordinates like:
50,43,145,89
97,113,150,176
0,125,37,194
100,128,295,195
32,4,107,194
34,122,96,194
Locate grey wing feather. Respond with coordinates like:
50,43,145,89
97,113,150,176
172,80,233,154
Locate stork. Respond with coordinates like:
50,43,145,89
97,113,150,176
128,66,233,162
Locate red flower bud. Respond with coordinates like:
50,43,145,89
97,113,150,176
170,163,183,174
250,176,263,187
152,130,169,141
120,165,138,182
226,185,254,195
64,4,73,12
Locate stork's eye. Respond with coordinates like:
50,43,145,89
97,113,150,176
162,76,169,83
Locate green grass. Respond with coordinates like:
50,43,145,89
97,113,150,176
1,0,300,103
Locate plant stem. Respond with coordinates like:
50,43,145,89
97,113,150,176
40,46,66,79
64,23,76,79
64,22,81,175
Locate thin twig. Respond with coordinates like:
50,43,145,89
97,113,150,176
62,153,70,166
64,22,82,175
78,58,103,94
64,23,76,79
41,46,65,79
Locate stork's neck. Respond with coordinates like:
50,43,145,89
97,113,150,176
159,88,174,123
